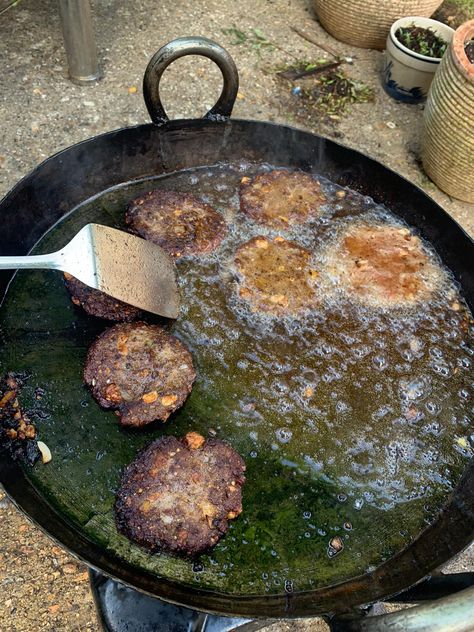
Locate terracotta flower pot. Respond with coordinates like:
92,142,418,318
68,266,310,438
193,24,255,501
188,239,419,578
421,20,474,203
382,17,454,103
312,0,443,50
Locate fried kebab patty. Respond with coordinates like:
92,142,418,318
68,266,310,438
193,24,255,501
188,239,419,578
125,190,227,258
234,236,318,315
84,322,196,427
64,273,142,322
115,431,246,556
239,169,326,229
335,224,435,306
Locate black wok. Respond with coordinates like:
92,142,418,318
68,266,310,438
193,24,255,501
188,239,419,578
0,37,473,620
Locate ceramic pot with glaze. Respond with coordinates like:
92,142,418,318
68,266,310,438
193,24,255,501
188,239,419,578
381,17,454,103
422,20,474,202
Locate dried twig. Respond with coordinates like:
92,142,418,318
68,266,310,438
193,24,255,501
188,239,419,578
0,0,21,16
291,26,340,59
278,60,341,80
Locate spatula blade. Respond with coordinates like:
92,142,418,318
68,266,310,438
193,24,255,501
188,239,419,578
89,224,180,319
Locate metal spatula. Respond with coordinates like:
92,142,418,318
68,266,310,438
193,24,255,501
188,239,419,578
0,223,180,319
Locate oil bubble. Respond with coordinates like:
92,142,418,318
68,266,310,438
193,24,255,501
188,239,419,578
275,428,293,444
399,376,431,402
425,401,441,415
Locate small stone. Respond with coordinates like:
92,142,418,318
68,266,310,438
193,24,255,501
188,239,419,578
48,604,60,614
128,85,138,94
386,121,396,129
63,563,77,574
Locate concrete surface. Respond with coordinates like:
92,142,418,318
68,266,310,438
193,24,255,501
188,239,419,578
0,0,473,630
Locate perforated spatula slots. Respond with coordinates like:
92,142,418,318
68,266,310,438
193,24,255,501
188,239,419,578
0,223,180,319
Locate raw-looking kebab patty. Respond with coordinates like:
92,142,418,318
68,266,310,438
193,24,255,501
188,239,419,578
239,169,326,229
84,322,196,427
115,432,246,556
64,273,142,322
330,224,440,306
125,190,227,258
234,236,319,315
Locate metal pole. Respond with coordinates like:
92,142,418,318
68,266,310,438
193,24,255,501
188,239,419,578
330,585,474,632
58,0,101,84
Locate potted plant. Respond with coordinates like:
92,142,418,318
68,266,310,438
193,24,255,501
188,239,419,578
421,19,474,202
381,17,454,103
312,0,443,50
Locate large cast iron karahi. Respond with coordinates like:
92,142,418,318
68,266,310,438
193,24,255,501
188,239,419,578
0,37,473,622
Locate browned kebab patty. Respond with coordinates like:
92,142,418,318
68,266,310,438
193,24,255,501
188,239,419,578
64,273,142,322
239,169,326,229
125,190,227,258
234,236,319,315
84,322,196,427
115,431,246,556
333,224,436,306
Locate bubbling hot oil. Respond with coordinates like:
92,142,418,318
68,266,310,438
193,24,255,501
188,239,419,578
165,163,473,509
5,161,472,593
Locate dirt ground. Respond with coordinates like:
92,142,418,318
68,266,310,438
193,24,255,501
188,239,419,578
0,0,473,630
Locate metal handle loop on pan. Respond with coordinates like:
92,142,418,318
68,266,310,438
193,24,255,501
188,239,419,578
143,37,239,126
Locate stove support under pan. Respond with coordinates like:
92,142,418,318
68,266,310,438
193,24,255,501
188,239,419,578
89,569,474,631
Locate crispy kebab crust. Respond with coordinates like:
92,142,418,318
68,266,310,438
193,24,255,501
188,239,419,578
84,322,196,427
64,273,142,322
239,169,326,229
234,236,319,315
114,432,246,556
125,190,227,258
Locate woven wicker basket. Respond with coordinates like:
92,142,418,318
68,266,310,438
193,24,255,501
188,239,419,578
421,20,474,203
313,0,443,50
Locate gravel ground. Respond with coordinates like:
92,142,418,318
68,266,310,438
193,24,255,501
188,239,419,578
0,0,473,630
